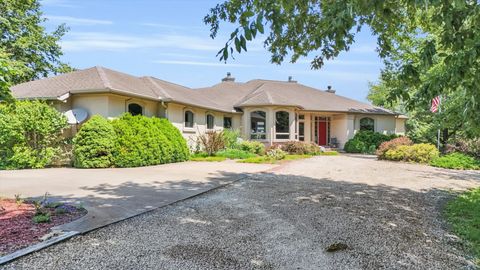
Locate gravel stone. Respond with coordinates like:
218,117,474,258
3,155,478,270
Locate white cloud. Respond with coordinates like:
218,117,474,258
281,69,379,82
46,15,113,26
153,60,252,67
41,0,79,8
61,32,223,52
297,59,380,66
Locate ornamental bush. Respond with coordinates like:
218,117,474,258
385,143,439,163
344,131,397,154
0,101,68,169
238,140,265,155
281,141,321,155
376,136,413,160
266,148,287,160
344,139,366,153
430,153,480,170
73,115,116,168
154,118,189,161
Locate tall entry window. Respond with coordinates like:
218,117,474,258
128,103,143,116
184,110,194,128
275,111,290,139
250,111,266,140
360,117,375,131
206,114,215,129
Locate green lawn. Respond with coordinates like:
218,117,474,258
238,154,313,164
445,188,480,265
189,156,226,162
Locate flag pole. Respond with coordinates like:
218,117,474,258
437,96,441,150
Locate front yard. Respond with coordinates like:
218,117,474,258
3,155,479,269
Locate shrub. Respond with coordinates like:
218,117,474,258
266,148,286,160
0,101,68,169
344,139,366,153
344,131,397,154
408,143,439,163
385,145,411,161
110,114,188,167
73,116,116,168
197,130,226,156
222,129,241,149
385,143,439,163
216,149,256,159
430,153,480,170
32,213,51,223
447,138,480,159
281,141,321,155
376,136,413,160
238,141,265,155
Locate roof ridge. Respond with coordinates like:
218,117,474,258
143,76,172,99
149,76,192,89
233,82,265,106
95,66,112,89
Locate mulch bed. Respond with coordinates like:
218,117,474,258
0,199,87,256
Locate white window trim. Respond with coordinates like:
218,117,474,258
183,109,195,131
206,113,215,130
249,110,267,141
274,110,291,141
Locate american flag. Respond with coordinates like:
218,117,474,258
431,96,441,113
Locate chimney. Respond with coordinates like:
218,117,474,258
287,76,297,83
325,85,336,94
222,72,235,82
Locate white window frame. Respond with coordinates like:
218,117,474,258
274,110,290,141
184,109,195,130
206,113,215,130
250,110,267,140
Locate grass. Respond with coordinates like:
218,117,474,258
189,156,227,162
215,149,256,159
445,188,480,265
239,154,314,164
317,151,339,156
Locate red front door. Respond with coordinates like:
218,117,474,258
318,121,327,145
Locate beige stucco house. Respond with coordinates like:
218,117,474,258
11,66,407,149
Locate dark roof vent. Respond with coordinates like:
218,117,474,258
288,76,297,83
222,72,235,82
325,85,336,94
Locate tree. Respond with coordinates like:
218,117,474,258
205,1,480,134
0,0,72,85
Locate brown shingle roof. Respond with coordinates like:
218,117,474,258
11,66,396,115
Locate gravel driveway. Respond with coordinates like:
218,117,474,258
3,155,479,269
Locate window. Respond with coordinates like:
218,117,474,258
275,111,290,139
250,111,266,140
223,117,232,129
299,122,305,141
128,103,143,116
184,110,194,128
206,114,215,129
360,117,375,131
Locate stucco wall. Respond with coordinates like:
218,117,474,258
353,114,397,135
395,118,406,135
241,106,296,145
166,102,242,148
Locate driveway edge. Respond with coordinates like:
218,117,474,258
0,173,253,265
0,231,79,265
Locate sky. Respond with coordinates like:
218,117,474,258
40,0,384,102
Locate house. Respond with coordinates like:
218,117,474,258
10,66,407,148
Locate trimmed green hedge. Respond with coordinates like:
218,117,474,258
384,143,439,163
73,114,189,168
73,115,116,168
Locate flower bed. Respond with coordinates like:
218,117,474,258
0,198,86,256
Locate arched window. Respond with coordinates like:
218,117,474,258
250,111,266,140
360,117,375,131
206,114,215,129
128,103,143,116
275,111,290,139
184,110,194,128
